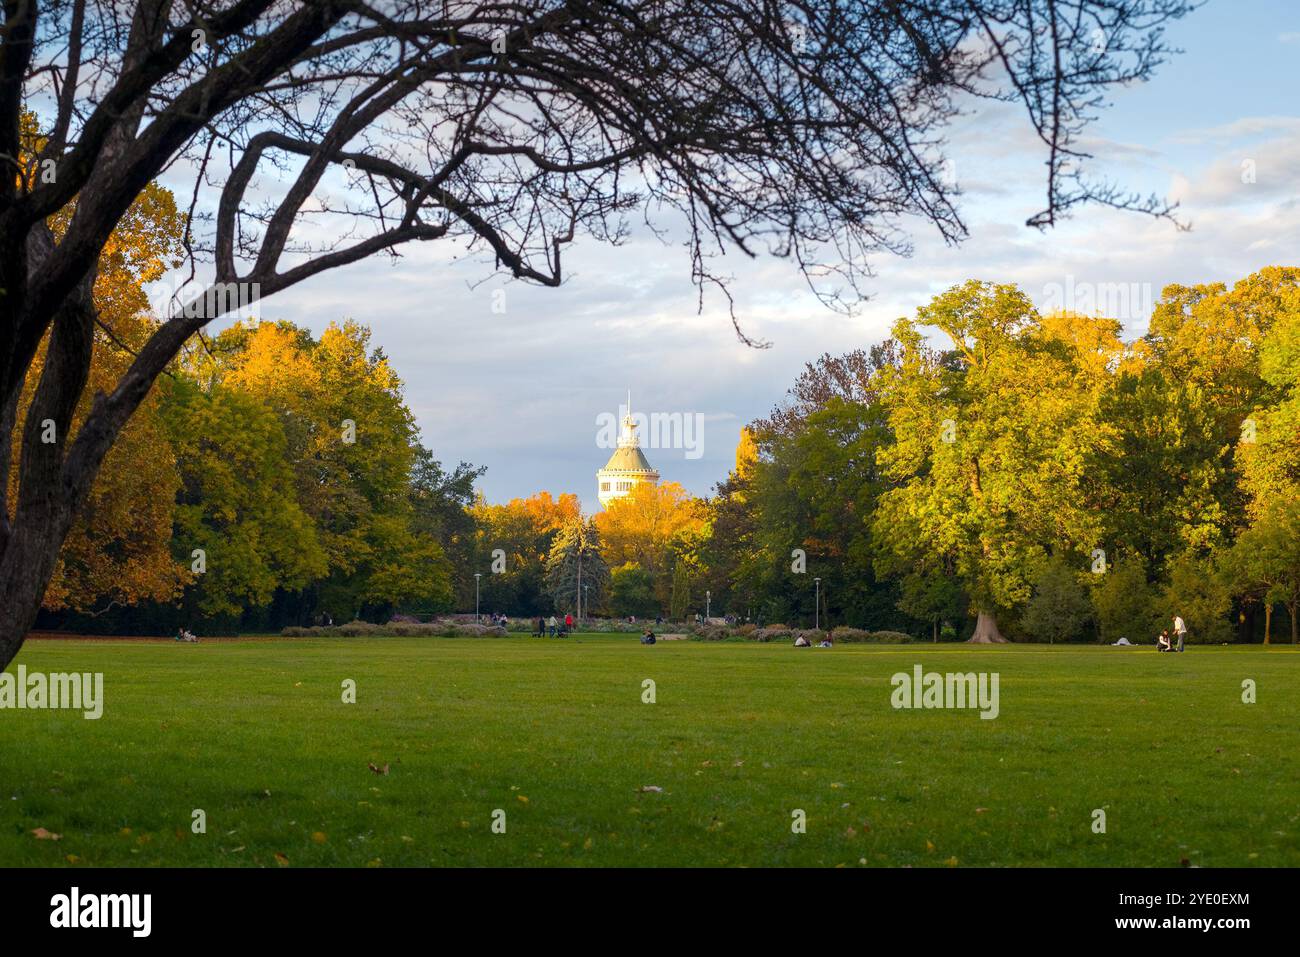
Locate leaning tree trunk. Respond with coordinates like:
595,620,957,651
968,610,1008,644
0,503,80,671
0,281,101,673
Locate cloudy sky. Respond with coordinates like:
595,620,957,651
193,0,1300,513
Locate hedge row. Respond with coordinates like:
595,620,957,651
281,620,507,638
689,623,916,643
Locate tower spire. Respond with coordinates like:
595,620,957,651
597,389,660,508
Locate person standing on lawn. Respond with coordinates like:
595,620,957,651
1172,614,1188,652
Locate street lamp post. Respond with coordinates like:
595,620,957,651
706,589,711,620
474,572,481,622
583,584,590,624
814,577,821,631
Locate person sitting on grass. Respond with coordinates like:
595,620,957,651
640,630,656,645
1156,629,1172,652
816,635,833,648
793,633,810,647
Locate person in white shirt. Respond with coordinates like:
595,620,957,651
1172,615,1187,652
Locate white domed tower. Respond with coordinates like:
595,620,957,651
597,392,659,508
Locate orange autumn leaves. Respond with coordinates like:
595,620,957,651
15,182,190,613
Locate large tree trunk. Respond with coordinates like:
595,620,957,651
1264,603,1271,645
967,610,1008,643
0,501,79,671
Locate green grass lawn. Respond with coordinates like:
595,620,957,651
1,636,1296,867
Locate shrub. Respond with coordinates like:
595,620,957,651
694,624,729,640
1090,560,1161,644
450,623,506,637
756,625,792,642
1161,552,1234,644
867,630,914,643
830,626,872,643
1021,558,1094,643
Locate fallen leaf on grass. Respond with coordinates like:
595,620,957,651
32,828,62,841
274,852,290,867
367,762,389,775
311,832,327,844
638,785,664,793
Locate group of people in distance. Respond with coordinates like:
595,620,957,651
1157,614,1189,652
793,633,833,648
533,614,574,637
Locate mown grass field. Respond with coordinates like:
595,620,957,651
1,636,1296,867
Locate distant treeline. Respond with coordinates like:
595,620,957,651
33,268,1300,643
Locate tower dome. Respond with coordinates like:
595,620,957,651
597,392,659,508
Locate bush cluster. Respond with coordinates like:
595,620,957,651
281,619,507,638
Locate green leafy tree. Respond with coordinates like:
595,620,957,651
1224,499,1300,644
545,519,609,617
163,380,326,618
1161,552,1234,645
610,563,659,618
194,320,434,622
751,396,901,629
875,282,1104,642
669,560,692,620
1090,560,1161,644
897,564,964,642
1239,298,1300,514
1020,558,1094,644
